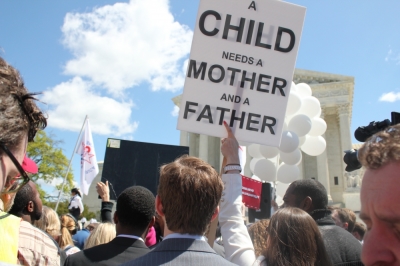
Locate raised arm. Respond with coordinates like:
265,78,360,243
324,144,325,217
219,122,256,266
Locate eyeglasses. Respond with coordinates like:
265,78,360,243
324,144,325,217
0,142,30,194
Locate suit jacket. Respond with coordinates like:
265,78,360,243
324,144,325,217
122,238,236,266
64,237,149,266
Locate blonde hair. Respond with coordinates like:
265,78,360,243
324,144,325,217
34,206,61,239
358,124,400,169
84,222,116,249
248,219,270,257
59,214,77,249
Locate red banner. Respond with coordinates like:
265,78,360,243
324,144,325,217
242,175,262,210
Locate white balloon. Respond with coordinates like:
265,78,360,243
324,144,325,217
248,144,263,158
280,149,302,165
298,136,306,147
288,114,312,137
251,175,261,182
253,159,276,182
277,163,300,184
309,117,327,136
275,181,291,198
301,136,327,156
275,195,284,207
296,83,312,98
298,96,321,118
290,81,298,93
314,108,322,118
279,131,299,153
260,145,279,158
286,91,302,116
250,158,263,173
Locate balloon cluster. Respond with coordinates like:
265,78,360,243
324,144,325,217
242,83,327,199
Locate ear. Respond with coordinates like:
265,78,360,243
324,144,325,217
210,206,219,222
301,196,313,212
27,201,34,213
155,196,165,217
148,216,156,229
344,222,349,230
113,211,118,224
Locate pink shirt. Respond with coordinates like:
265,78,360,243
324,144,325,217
145,226,156,247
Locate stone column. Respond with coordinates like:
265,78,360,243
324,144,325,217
188,133,198,157
180,131,188,146
316,108,332,201
199,134,209,162
337,103,352,190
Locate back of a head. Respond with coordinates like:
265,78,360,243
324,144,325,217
34,206,61,239
158,155,223,235
291,179,328,210
0,56,46,149
8,181,34,217
342,208,356,232
264,207,332,266
248,219,270,257
116,186,155,233
358,124,400,169
84,222,116,249
59,214,78,249
352,222,366,240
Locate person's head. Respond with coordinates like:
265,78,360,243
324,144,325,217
71,188,81,198
34,206,61,241
248,219,270,257
331,208,355,232
352,222,366,242
264,207,332,266
114,186,155,237
0,56,46,193
84,222,116,249
358,124,400,265
59,214,79,249
157,155,222,235
8,181,42,223
283,179,328,213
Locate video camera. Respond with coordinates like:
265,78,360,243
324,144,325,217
343,112,400,172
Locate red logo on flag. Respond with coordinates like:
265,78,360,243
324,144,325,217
242,175,262,210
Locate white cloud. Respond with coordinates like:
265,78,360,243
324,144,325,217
61,0,193,95
379,91,400,102
42,77,138,136
171,105,179,117
385,48,400,64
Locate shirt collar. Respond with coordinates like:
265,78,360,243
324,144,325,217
164,233,206,241
117,234,144,242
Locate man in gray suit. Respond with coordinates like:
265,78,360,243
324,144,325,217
122,155,235,266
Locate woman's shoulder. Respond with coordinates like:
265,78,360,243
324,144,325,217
252,256,267,266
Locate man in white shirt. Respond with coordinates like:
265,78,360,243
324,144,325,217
68,188,84,220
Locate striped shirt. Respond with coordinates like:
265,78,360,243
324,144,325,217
17,221,60,266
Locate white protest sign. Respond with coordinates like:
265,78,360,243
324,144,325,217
177,0,306,147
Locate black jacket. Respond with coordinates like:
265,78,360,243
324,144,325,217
64,237,149,266
311,209,363,266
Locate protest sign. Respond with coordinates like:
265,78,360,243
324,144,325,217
242,175,262,210
177,0,306,146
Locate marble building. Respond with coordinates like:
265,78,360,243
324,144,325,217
174,68,361,210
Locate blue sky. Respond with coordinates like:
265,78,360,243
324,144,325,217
1,0,399,195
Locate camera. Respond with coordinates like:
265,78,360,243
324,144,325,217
343,112,400,172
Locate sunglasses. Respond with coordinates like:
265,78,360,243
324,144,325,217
0,142,30,194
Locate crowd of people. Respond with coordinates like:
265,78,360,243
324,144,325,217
0,54,399,266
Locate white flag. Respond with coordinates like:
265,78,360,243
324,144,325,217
76,119,99,195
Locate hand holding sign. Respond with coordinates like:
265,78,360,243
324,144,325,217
221,121,240,167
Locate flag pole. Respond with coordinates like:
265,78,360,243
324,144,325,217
55,115,88,212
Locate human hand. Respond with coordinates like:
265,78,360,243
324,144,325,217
96,181,110,202
221,121,240,167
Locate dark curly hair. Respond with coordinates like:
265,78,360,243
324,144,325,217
116,186,155,232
